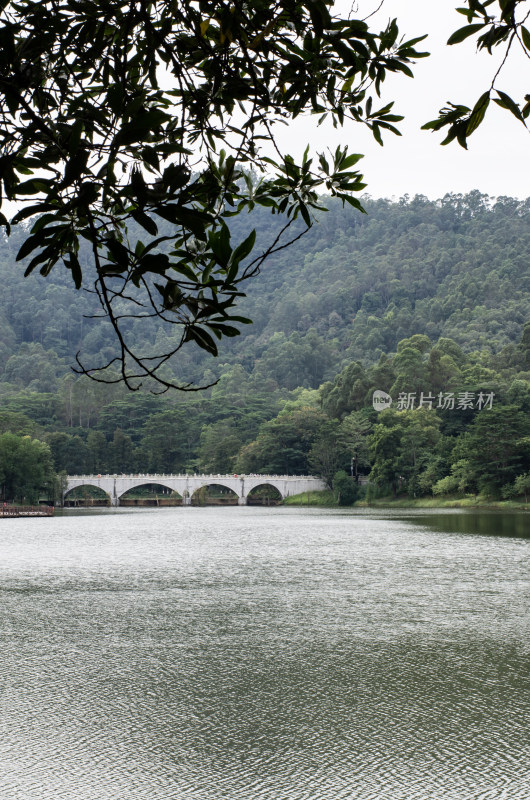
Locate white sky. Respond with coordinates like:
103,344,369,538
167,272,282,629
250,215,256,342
274,0,530,201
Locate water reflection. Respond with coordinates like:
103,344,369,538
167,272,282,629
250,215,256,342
0,508,528,799
392,509,529,538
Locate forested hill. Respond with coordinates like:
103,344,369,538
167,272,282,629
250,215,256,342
237,191,530,387
0,191,529,393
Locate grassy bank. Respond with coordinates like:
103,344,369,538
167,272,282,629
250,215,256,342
363,494,529,510
282,490,337,507
283,491,529,510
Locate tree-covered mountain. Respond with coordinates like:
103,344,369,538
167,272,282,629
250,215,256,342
237,191,530,375
1,192,528,394
0,193,529,503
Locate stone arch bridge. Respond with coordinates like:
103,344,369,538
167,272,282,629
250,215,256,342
64,473,327,506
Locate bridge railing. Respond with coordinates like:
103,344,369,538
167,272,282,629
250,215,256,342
66,473,320,480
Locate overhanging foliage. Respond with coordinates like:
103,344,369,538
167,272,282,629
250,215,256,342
0,0,427,389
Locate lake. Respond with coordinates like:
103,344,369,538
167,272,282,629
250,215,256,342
0,507,528,799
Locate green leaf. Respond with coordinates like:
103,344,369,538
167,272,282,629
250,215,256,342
105,238,130,270
171,261,198,282
16,179,51,196
398,34,429,49
230,229,256,267
141,146,160,171
131,210,159,235
372,123,383,146
299,202,311,226
184,325,218,355
466,91,490,135
0,211,10,233
494,90,525,123
24,242,60,275
447,23,486,45
16,230,48,262
318,153,330,174
11,203,56,224
223,315,252,324
306,0,331,38
131,252,170,286
162,163,190,192
137,252,170,274
341,195,366,212
65,252,83,289
209,224,232,268
153,205,209,238
521,26,530,51
338,153,364,171
499,0,517,22
117,108,171,145
63,150,89,187
207,323,241,338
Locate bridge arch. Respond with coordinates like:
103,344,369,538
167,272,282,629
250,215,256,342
190,482,239,505
64,483,111,506
118,481,183,505
246,483,282,505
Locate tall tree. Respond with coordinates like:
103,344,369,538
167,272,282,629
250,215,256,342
86,430,109,474
308,419,345,486
109,428,137,473
339,411,372,480
140,409,190,473
198,421,243,474
464,405,530,495
0,433,55,502
369,407,441,497
46,431,89,474
237,406,328,474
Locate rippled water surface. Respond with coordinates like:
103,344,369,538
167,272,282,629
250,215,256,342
0,507,528,799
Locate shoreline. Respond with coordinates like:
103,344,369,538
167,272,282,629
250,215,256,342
283,490,529,511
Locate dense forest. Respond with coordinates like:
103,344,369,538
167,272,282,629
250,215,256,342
0,193,529,503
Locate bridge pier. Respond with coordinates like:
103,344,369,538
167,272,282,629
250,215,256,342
238,496,247,505
110,477,119,507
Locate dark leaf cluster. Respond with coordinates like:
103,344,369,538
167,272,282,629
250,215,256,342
422,0,530,148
